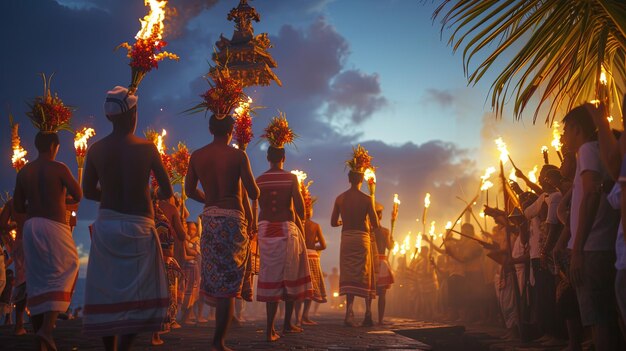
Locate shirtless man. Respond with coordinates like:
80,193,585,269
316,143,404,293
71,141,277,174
331,170,379,327
298,204,327,325
13,131,82,350
82,86,173,351
372,204,394,325
185,114,259,351
255,145,312,341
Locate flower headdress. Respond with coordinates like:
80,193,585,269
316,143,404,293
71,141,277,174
186,65,247,119
170,142,190,185
262,111,296,148
346,144,374,174
26,74,73,133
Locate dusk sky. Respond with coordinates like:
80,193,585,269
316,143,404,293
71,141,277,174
0,0,570,272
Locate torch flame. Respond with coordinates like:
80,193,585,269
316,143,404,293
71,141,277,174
392,241,399,255
12,146,28,170
156,129,167,155
10,229,16,240
445,221,453,230
495,137,509,165
290,170,308,185
232,143,239,149
541,146,548,153
234,96,253,118
393,194,401,205
509,168,517,181
429,221,436,237
416,233,422,254
480,166,496,191
136,0,167,41
400,232,411,255
74,127,96,154
551,121,562,152
424,193,431,208
600,67,608,85
364,168,376,183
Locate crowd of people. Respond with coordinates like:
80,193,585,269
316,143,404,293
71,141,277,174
2,84,626,351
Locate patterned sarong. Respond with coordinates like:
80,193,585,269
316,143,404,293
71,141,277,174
162,257,184,332
339,230,376,298
257,221,313,302
307,249,327,303
22,217,79,315
376,254,395,290
83,210,168,337
200,207,248,306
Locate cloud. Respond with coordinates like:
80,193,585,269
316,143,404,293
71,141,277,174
422,88,455,108
326,70,387,124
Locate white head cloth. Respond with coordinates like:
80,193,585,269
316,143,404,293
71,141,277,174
104,86,138,117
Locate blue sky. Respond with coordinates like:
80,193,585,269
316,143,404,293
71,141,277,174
1,0,568,272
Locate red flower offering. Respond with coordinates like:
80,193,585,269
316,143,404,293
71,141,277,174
262,112,296,148
26,74,73,133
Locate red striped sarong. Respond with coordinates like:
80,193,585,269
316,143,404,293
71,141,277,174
307,249,327,303
376,254,395,290
22,217,79,315
339,230,376,298
83,210,168,336
257,221,313,302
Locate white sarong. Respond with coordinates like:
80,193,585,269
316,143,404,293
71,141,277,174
83,210,168,337
22,217,79,315
257,221,313,302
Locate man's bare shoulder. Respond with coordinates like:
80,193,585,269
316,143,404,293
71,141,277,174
191,144,242,160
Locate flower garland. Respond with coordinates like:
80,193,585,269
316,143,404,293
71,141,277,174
346,144,374,173
233,97,255,149
170,142,190,185
26,74,73,133
262,111,296,148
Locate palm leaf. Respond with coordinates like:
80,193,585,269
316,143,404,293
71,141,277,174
434,0,626,124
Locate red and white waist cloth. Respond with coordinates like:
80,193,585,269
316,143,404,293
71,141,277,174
22,217,79,315
307,249,327,303
376,254,395,290
83,209,168,337
256,221,313,302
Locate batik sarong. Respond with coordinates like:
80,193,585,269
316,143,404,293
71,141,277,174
22,217,79,315
257,221,313,302
376,254,395,290
161,256,184,332
307,249,327,303
200,207,248,306
83,210,168,337
339,230,376,298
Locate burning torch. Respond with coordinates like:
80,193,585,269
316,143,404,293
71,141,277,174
74,127,95,185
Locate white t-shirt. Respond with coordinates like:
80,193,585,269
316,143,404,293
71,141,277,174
545,192,563,225
568,141,618,251
524,194,546,259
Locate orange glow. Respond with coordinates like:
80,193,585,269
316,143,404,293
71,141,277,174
234,96,253,118
156,129,167,155
424,193,431,208
74,127,95,158
480,166,495,191
136,0,167,41
364,168,376,183
528,165,538,184
495,137,509,165
290,170,307,185
393,194,401,205
551,121,562,152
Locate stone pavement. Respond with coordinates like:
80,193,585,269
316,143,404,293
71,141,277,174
0,314,435,351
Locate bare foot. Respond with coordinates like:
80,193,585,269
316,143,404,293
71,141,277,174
14,327,27,336
151,333,164,346
266,329,281,342
170,321,182,329
282,325,304,334
301,318,317,325
361,313,374,327
36,331,57,351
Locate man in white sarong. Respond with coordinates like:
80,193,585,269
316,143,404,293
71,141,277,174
82,87,172,351
256,145,313,342
13,130,82,351
331,166,379,327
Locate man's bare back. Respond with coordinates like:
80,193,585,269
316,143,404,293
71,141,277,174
304,219,326,250
374,226,393,255
186,142,259,212
331,189,379,232
83,134,172,218
13,159,81,224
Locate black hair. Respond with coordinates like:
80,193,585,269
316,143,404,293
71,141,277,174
562,104,597,139
267,146,285,163
34,131,60,153
348,170,364,185
209,114,234,136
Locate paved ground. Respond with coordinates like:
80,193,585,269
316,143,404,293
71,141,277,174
0,314,435,351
